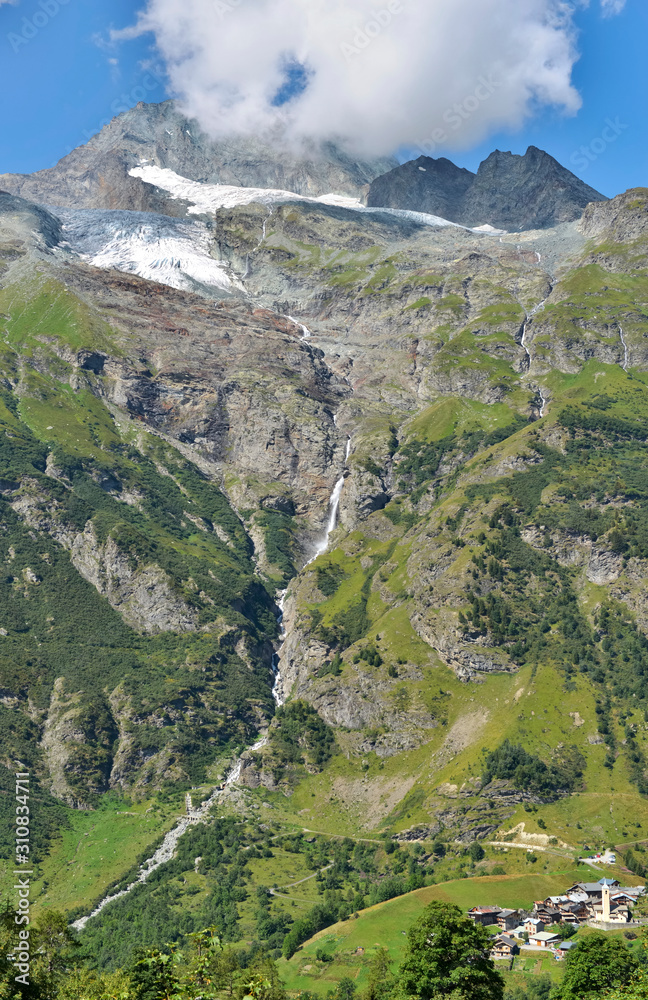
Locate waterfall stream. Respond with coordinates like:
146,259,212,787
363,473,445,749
520,290,552,418
272,433,352,702
271,590,288,707
620,326,629,371
306,435,351,565
70,735,268,932
288,315,312,341
71,425,352,933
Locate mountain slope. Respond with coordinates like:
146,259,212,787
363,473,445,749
365,155,475,220
1,128,648,969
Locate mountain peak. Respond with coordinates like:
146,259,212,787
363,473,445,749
0,100,398,212
366,155,475,221
367,146,607,230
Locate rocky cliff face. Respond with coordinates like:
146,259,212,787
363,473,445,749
367,145,607,230
366,155,475,220
0,101,397,213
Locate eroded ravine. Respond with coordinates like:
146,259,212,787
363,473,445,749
71,419,353,933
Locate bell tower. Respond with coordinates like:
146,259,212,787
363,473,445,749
602,883,611,922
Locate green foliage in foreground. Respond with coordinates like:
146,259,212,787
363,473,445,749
1,902,508,1000
1,912,287,1000
558,933,639,1000
397,902,504,1000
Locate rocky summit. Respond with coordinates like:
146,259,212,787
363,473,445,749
0,100,397,214
1,99,648,970
367,145,608,230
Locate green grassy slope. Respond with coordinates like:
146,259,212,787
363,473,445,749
279,866,599,994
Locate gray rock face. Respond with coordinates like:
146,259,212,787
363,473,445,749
367,145,607,230
366,155,475,220
0,101,398,212
10,482,198,633
580,188,648,240
41,678,119,807
461,147,607,230
0,190,63,247
521,527,623,586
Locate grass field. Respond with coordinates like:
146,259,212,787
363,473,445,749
20,795,182,915
279,865,597,994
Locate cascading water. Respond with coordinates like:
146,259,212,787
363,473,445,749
288,315,312,341
270,434,352,709
71,430,353,934
271,589,288,707
620,326,629,372
520,288,553,418
72,730,270,931
306,436,351,565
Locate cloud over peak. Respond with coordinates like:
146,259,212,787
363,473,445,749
116,0,624,157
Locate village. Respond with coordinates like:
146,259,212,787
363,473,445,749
468,878,646,961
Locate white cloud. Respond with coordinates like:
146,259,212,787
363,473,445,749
114,0,620,157
600,0,626,15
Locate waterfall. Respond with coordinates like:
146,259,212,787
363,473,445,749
520,318,532,370
620,326,629,371
288,315,312,340
271,590,287,707
538,391,548,418
519,289,553,418
306,435,351,566
271,433,352,706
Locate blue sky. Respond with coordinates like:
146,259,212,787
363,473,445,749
448,2,648,196
0,0,645,197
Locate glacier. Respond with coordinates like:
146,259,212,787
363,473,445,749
53,207,246,296
48,172,504,301
128,164,481,231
